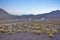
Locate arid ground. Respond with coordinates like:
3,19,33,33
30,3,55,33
0,21,60,40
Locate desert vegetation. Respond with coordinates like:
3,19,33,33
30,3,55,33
0,21,60,39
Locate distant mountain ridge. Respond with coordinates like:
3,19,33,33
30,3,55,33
0,8,60,21
0,8,13,20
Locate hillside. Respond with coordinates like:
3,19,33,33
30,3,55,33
0,8,60,21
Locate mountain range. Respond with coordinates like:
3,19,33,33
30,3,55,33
0,8,60,21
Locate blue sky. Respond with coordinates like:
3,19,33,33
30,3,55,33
0,0,60,15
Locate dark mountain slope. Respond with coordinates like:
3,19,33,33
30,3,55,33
0,8,60,21
0,8,13,20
